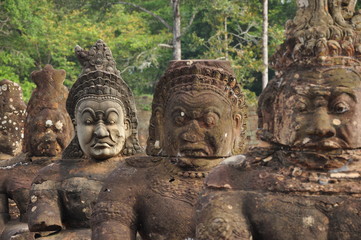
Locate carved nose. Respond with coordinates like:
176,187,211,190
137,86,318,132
306,108,336,138
44,132,55,143
181,120,205,142
94,122,109,138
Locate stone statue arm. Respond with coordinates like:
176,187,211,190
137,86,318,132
27,177,63,236
91,166,140,240
0,192,9,234
196,189,253,240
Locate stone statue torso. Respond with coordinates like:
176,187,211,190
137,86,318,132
197,150,361,240
30,157,124,230
93,156,209,240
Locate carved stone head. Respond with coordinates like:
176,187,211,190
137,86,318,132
258,0,361,153
0,80,26,157
260,66,361,149
146,60,247,158
23,65,74,157
63,40,141,160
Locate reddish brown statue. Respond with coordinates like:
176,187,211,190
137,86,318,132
196,1,361,239
27,40,142,240
91,60,247,240
0,80,26,161
0,65,73,239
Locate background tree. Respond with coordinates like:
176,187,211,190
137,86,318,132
0,0,297,102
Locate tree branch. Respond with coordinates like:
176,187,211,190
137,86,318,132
158,43,174,48
110,1,172,31
182,10,198,35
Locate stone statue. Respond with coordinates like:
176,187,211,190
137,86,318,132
196,1,361,239
0,80,26,161
27,40,142,240
91,60,247,240
0,65,73,239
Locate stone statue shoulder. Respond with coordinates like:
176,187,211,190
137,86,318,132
205,149,276,191
0,153,29,168
125,155,163,169
32,160,63,184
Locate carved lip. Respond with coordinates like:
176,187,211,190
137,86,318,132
299,138,349,150
180,144,211,157
91,140,115,148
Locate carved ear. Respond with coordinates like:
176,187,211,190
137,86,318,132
124,118,131,138
232,113,244,153
233,113,243,132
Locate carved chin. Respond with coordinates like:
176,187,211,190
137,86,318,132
89,146,121,160
34,142,62,157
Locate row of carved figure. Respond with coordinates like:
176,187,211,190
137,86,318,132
2,0,361,238
0,39,246,240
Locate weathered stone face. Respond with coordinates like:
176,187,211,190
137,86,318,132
28,109,72,157
91,60,247,240
0,80,26,157
271,68,361,149
26,40,142,240
25,64,74,157
162,90,239,157
147,60,247,157
196,1,361,240
75,99,130,160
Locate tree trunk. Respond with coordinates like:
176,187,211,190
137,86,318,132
224,16,228,60
262,0,268,90
172,0,181,60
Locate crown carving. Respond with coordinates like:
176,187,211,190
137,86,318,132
271,0,361,71
75,39,120,77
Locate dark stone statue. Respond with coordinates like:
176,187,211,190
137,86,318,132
0,65,73,239
91,60,247,240
27,40,142,240
0,80,26,161
196,1,361,239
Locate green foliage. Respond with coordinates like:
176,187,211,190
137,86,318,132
0,0,297,103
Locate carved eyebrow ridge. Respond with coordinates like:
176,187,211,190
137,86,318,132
81,108,96,119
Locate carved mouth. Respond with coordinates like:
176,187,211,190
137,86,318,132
180,145,210,157
91,139,115,148
36,142,61,157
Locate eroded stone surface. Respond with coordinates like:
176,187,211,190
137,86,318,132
0,65,74,240
27,40,142,240
196,1,361,239
0,80,26,160
91,60,247,240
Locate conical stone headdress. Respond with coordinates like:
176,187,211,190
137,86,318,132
271,0,361,71
25,64,73,156
63,40,141,158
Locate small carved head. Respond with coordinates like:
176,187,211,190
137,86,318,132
25,64,74,157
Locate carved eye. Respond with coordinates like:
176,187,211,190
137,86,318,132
84,119,93,125
204,112,219,127
332,102,349,114
295,101,307,113
106,119,117,125
174,116,185,126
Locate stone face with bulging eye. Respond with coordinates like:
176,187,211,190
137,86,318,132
162,90,237,158
274,68,361,150
76,99,130,160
